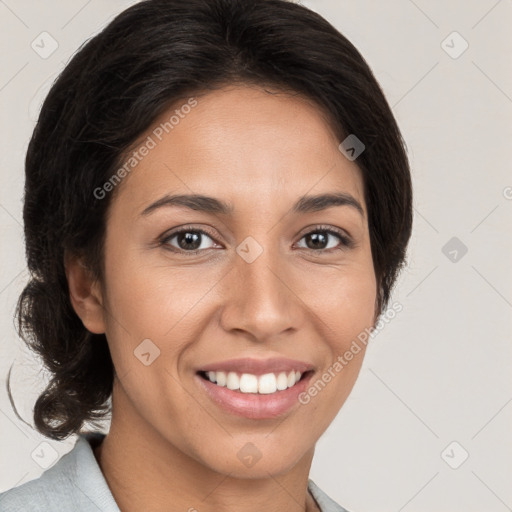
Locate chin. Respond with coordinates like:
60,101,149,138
195,435,313,479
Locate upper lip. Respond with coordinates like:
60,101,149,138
198,357,314,376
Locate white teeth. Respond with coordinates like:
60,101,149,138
276,372,288,390
226,371,239,390
258,373,277,394
216,371,226,386
240,373,258,393
204,370,303,394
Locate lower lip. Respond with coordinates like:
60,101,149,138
196,372,314,420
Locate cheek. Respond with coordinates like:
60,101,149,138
100,254,230,394
303,263,377,340
297,263,376,409
103,254,213,336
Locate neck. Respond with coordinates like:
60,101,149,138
93,379,320,512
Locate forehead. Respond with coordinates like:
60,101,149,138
112,85,366,218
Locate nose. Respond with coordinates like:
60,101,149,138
218,241,305,343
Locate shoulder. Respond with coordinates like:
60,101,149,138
0,439,79,511
0,432,119,512
308,478,352,512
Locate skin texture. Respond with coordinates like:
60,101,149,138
66,85,378,512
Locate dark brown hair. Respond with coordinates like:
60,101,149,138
10,0,413,440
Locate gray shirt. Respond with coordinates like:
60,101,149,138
0,433,349,511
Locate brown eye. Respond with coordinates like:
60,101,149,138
297,228,354,252
161,228,218,253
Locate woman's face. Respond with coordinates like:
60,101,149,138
94,84,377,477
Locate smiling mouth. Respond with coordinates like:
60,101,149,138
197,370,312,395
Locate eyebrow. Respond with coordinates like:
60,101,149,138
140,192,364,217
293,192,364,217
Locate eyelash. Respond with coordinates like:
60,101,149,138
159,224,355,255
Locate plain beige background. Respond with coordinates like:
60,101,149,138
0,1,511,511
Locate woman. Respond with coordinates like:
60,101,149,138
1,0,412,510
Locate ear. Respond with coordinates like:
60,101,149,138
64,251,106,334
